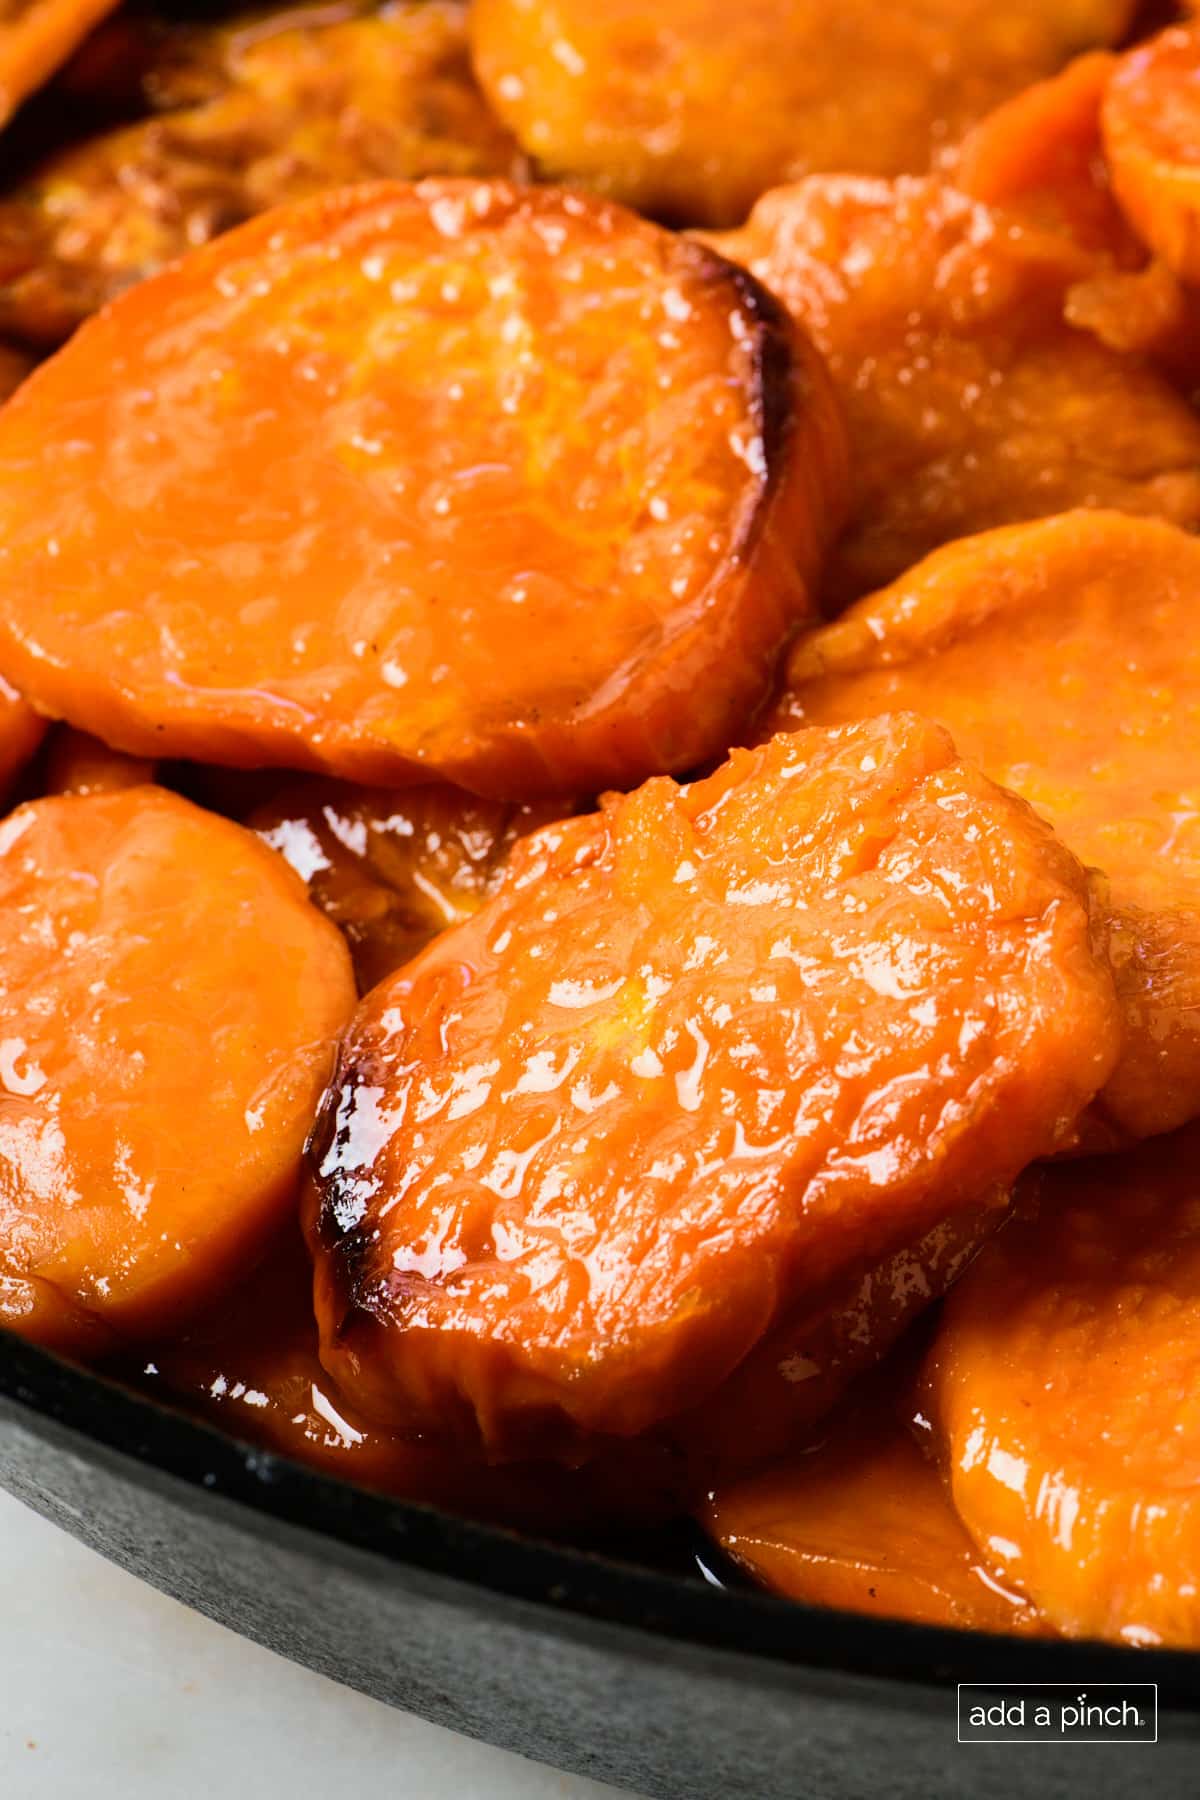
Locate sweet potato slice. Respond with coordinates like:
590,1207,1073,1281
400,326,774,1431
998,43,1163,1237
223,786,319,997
250,779,568,993
1104,25,1200,286
0,785,355,1352
709,175,1200,608
703,1378,1049,1634
128,1228,685,1530
41,725,154,796
0,180,846,798
470,0,1137,229
773,509,1200,1143
0,0,527,348
305,715,1118,1463
925,1121,1200,1645
0,0,119,126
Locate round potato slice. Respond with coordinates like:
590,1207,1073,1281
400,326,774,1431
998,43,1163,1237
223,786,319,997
306,715,1118,1462
1104,25,1200,287
250,779,568,993
710,175,1200,609
703,1382,1049,1634
773,509,1200,1142
470,0,1136,229
0,180,846,798
0,785,356,1352
925,1121,1200,1646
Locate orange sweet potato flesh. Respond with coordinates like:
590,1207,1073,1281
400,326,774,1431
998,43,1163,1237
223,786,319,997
0,180,847,799
924,1120,1200,1645
0,785,355,1353
773,510,1200,1143
305,715,1118,1464
0,0,527,349
250,779,568,993
470,0,1137,229
128,1228,686,1531
1104,25,1200,286
41,725,155,797
703,1380,1049,1634
0,0,119,126
710,176,1200,610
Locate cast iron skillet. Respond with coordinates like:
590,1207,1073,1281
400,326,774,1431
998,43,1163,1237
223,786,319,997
1,1328,1198,1799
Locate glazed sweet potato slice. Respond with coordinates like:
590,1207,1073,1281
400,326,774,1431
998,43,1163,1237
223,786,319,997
703,1380,1049,1634
470,0,1136,229
129,1229,685,1530
1104,25,1200,286
250,779,568,993
0,0,526,348
925,1121,1200,1645
0,0,118,126
773,510,1200,1143
306,715,1118,1462
0,180,846,797
0,785,355,1353
41,725,154,796
709,175,1200,609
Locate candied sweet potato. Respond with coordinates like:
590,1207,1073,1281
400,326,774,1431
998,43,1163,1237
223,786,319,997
251,779,569,993
0,0,119,126
710,175,1200,609
131,1228,685,1530
704,1382,1048,1634
470,0,1136,229
41,725,154,796
1104,24,1200,286
306,715,1118,1463
0,0,527,348
0,785,355,1352
773,509,1200,1142
0,180,847,798
925,1122,1200,1645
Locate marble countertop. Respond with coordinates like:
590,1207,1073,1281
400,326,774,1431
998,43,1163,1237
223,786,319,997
0,1486,642,1800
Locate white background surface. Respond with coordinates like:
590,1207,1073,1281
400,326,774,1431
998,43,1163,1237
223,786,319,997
0,1486,643,1800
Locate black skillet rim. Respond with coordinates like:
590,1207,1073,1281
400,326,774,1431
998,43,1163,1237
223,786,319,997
2,1326,1199,1710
